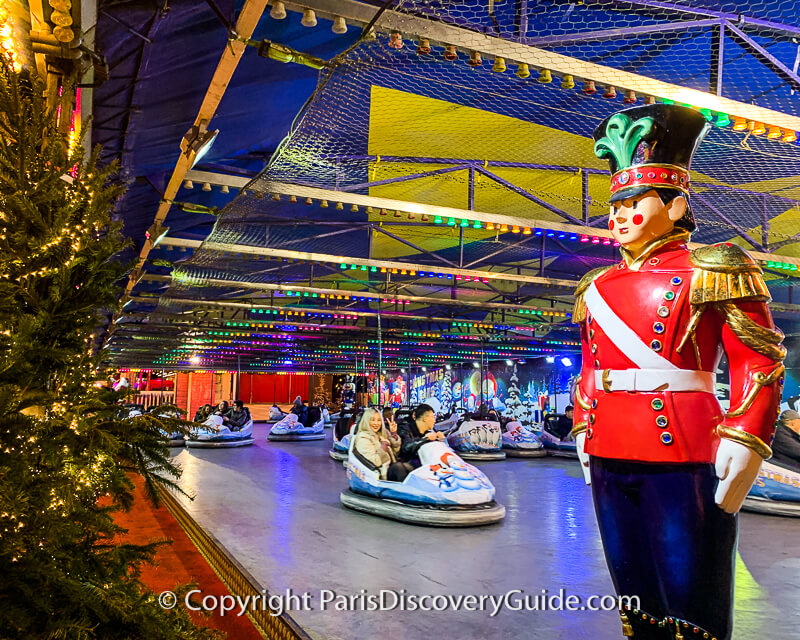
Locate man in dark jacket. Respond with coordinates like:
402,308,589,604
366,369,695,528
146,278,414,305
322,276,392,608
771,409,800,472
397,404,444,465
226,400,252,431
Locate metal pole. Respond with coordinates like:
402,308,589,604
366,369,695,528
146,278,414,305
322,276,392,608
236,354,240,401
378,310,383,405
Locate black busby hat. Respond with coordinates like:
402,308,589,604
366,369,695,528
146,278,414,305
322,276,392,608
593,104,711,230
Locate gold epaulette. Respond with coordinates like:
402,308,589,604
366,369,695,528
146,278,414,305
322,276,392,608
573,265,614,323
689,243,770,305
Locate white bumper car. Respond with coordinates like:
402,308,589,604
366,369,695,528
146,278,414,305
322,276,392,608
341,439,505,526
743,460,800,517
445,418,506,461
539,414,579,458
268,409,325,441
330,410,357,461
501,419,546,457
267,405,286,424
187,414,254,448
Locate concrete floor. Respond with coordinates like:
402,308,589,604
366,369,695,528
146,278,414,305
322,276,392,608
170,423,800,640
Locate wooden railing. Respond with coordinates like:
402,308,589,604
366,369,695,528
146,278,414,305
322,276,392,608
127,390,176,411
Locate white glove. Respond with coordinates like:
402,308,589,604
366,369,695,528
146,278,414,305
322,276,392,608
576,432,591,485
714,438,764,514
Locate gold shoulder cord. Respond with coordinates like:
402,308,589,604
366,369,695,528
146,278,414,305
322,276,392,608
716,302,786,362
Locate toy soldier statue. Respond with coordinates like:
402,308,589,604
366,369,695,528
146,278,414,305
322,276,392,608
572,104,785,640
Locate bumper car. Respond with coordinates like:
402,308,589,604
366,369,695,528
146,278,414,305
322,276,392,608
444,416,505,461
151,408,186,447
539,414,578,458
266,405,286,424
330,410,357,461
743,460,800,517
500,419,546,457
434,407,464,433
187,414,254,448
341,439,505,526
268,407,325,441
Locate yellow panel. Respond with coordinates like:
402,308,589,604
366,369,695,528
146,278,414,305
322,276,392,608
367,85,720,229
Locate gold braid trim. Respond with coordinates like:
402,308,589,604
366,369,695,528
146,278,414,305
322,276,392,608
574,376,592,411
573,265,614,323
726,362,785,417
717,426,773,460
717,303,786,362
571,421,588,437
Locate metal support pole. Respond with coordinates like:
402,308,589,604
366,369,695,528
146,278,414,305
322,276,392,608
710,22,725,95
540,234,546,277
581,169,590,223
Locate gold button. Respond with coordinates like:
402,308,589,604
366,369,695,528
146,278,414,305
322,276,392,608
660,432,673,445
653,322,665,334
650,339,662,352
649,258,660,265
651,398,664,410
589,329,595,339
656,415,668,428
591,344,597,354
657,306,670,318
591,399,597,409
589,414,596,424
594,359,600,367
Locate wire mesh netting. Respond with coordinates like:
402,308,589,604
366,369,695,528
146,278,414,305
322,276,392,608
112,1,800,367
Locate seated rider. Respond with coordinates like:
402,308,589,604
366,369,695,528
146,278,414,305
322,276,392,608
214,401,231,425
353,408,402,480
194,403,212,422
396,404,445,478
552,406,574,440
291,396,308,424
227,400,251,432
771,409,800,472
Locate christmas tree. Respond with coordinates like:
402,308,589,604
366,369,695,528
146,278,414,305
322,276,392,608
0,58,220,639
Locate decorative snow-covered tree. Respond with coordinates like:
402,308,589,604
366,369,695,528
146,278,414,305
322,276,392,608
440,367,453,410
522,382,539,428
502,365,524,422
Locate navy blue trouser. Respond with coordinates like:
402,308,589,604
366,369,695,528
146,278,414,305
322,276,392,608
591,458,737,640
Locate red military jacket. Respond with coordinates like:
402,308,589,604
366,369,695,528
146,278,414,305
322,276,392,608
572,229,785,464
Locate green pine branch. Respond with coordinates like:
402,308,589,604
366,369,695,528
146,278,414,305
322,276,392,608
0,56,224,639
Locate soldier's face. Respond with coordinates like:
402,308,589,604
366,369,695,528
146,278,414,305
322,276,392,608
608,190,687,254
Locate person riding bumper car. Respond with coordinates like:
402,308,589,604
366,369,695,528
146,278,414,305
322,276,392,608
539,408,578,459
267,404,286,424
187,413,255,448
340,438,505,526
268,406,325,441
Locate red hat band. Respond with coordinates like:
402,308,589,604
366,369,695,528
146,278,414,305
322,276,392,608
610,164,690,196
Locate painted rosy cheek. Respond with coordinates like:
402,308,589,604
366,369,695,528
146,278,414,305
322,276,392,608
608,219,615,231
632,214,644,225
